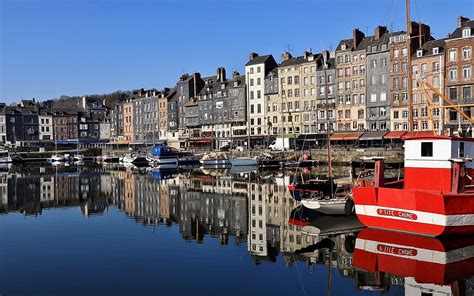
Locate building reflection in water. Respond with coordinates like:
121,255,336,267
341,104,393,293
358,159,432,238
1,165,473,295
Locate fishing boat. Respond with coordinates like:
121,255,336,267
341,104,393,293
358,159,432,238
353,136,474,236
353,228,474,287
0,149,12,163
148,144,178,169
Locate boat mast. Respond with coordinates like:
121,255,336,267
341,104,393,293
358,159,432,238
323,53,332,180
406,0,414,135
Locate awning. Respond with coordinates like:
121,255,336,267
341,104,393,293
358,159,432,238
359,131,389,141
188,138,214,143
330,132,364,141
401,130,436,140
129,141,145,145
297,133,328,140
384,131,407,140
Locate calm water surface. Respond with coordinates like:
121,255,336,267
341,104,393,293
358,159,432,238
0,164,472,295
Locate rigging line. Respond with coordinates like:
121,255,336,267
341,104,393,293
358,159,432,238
288,206,308,296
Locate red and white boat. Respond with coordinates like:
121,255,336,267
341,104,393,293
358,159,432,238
353,136,474,236
353,228,474,287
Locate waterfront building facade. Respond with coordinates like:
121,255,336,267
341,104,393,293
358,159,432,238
245,53,278,146
123,100,134,142
366,26,392,131
444,17,473,135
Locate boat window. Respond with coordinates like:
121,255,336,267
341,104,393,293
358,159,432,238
421,142,433,157
459,142,465,158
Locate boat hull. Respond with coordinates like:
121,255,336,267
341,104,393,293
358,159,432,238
302,198,349,215
353,186,474,236
229,158,258,167
353,228,474,285
201,159,232,167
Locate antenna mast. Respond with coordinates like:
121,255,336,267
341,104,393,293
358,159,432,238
406,0,414,135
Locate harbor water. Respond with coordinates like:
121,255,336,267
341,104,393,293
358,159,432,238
0,164,472,295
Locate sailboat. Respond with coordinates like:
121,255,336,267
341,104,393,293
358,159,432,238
49,140,65,162
288,51,355,215
73,141,85,162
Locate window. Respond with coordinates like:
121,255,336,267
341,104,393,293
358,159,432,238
402,47,408,56
463,47,471,59
294,75,299,84
394,63,399,72
250,68,254,74
257,78,261,85
449,49,457,61
450,68,458,80
433,62,440,71
370,93,377,102
250,79,254,86
393,78,399,89
370,59,377,68
421,142,433,157
380,107,387,117
393,111,399,119
421,63,428,73
381,57,387,67
433,47,439,55
463,66,471,79
459,142,465,158
450,87,458,101
463,86,471,99
370,75,376,85
304,77,309,85
462,28,472,38
381,74,386,85
380,92,387,101
287,76,292,84
394,49,399,58
416,49,423,57
257,66,261,73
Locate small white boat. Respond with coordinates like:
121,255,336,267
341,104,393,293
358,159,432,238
121,154,149,166
301,198,354,215
73,154,85,161
0,149,12,163
50,154,65,162
229,157,258,167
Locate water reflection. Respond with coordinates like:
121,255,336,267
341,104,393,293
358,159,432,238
1,165,473,295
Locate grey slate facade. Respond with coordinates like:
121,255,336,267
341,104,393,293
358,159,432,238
133,91,159,142
316,53,336,132
110,104,124,139
366,27,392,131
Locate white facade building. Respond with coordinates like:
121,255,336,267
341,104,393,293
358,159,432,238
245,53,278,138
39,114,53,141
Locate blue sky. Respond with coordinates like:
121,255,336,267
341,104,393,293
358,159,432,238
1,0,472,103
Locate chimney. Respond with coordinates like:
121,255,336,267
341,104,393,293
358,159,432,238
281,51,292,62
458,16,470,28
216,67,226,82
353,28,365,48
192,72,201,97
322,50,330,63
249,52,258,61
374,26,388,41
232,71,240,80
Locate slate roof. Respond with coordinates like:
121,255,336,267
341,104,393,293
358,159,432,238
245,54,274,66
336,39,354,51
413,38,446,58
447,20,474,39
316,57,336,71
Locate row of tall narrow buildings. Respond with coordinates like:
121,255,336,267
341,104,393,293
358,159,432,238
109,17,472,149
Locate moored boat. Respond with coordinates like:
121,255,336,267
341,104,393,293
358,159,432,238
229,157,258,167
352,136,474,236
0,149,13,163
353,228,474,286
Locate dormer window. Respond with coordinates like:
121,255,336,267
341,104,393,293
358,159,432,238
432,47,439,55
416,49,423,57
462,27,471,38
341,44,346,50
